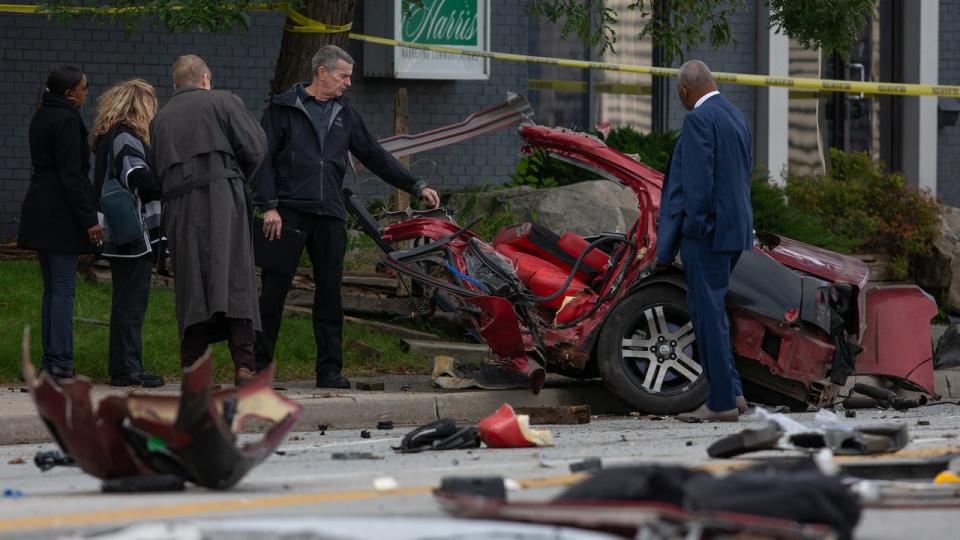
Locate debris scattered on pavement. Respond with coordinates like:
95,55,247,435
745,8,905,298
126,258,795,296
332,452,382,461
837,452,959,480
394,419,481,453
22,330,302,490
373,476,399,491
355,381,385,391
33,450,75,471
430,356,529,391
318,424,328,435
514,405,590,425
377,420,394,430
478,404,554,448
2,489,24,498
845,410,857,418
631,412,666,420
569,457,602,473
360,430,371,438
101,475,185,493
437,460,859,539
917,420,931,426
438,476,506,499
847,383,928,410
709,407,911,458
7,457,25,465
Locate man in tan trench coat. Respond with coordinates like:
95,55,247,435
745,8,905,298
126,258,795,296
150,55,267,385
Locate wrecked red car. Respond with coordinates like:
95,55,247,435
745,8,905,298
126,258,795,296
349,94,937,414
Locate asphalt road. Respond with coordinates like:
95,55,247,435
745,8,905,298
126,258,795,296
1,405,959,539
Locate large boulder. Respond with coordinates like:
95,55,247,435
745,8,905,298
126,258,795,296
916,205,960,312
448,181,642,237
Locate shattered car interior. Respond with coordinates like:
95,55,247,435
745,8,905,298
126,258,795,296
349,93,939,415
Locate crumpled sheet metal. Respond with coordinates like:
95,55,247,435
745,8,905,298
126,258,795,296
23,339,302,490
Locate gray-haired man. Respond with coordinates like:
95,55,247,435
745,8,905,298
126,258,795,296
252,45,439,388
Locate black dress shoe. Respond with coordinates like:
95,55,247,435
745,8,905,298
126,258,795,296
316,373,351,389
110,372,165,388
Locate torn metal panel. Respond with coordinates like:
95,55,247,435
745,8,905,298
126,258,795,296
23,336,301,490
377,93,534,159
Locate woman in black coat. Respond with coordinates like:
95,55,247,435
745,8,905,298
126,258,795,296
90,79,164,388
17,66,103,382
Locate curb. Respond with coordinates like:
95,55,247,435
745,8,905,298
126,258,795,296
7,372,957,446
0,382,629,446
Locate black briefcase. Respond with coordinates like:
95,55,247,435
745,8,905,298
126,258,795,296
253,217,305,275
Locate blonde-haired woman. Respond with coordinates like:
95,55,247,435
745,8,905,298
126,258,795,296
90,79,164,387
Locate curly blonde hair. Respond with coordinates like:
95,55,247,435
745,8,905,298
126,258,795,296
90,79,157,150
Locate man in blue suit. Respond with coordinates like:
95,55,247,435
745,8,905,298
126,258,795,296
656,60,753,422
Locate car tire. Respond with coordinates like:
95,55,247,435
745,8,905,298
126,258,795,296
597,285,708,414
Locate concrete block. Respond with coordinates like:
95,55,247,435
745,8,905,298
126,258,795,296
292,393,439,431
435,383,629,423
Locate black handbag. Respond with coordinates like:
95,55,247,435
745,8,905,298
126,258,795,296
253,217,305,275
99,146,144,245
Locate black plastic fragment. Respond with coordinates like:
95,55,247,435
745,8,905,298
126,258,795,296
33,450,76,472
569,457,603,473
102,474,185,493
708,422,783,458
437,476,506,499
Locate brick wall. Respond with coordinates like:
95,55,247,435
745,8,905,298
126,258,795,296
0,0,527,240
665,4,758,144
939,0,960,205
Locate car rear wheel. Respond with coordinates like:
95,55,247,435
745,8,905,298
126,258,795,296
597,285,707,414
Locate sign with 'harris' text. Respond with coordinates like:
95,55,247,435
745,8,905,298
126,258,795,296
395,0,489,79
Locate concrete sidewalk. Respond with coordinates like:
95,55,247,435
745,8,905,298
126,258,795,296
4,370,960,447
0,374,631,446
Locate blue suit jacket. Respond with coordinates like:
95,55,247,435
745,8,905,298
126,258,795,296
656,94,753,263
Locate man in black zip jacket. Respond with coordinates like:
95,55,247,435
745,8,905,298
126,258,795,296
252,45,440,389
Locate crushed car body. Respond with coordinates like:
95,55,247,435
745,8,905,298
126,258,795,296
349,94,939,415
22,334,302,490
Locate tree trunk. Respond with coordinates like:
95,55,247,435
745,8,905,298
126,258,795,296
270,0,358,95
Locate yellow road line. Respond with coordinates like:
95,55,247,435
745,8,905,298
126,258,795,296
0,486,429,533
0,473,586,533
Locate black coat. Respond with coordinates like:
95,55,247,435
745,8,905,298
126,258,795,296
252,85,425,220
18,93,99,254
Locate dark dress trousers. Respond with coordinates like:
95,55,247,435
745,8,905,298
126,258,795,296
656,93,754,412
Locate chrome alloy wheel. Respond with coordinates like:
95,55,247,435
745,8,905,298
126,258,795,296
620,305,702,394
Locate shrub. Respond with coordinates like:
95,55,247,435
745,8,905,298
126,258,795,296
751,168,857,253
603,127,678,173
510,126,678,189
784,149,941,279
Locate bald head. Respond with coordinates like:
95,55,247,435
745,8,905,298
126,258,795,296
677,60,717,111
172,54,211,89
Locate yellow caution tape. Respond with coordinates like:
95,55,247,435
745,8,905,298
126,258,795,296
346,32,960,98
2,4,958,98
284,8,352,34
